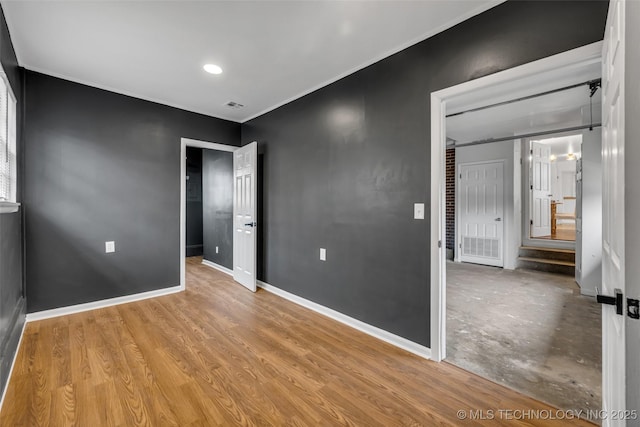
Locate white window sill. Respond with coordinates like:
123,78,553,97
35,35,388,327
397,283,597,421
0,202,20,213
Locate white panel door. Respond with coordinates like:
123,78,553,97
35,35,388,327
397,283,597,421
531,141,552,237
459,161,504,267
601,0,626,423
233,141,257,292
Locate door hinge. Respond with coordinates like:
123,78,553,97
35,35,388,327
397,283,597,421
459,173,462,179
530,149,533,155
530,184,533,190
438,240,442,248
530,219,533,225
520,158,523,165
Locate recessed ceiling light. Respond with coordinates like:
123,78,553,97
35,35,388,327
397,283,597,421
203,64,222,75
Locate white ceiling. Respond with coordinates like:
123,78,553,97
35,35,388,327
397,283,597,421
446,59,602,144
534,135,582,157
2,0,503,123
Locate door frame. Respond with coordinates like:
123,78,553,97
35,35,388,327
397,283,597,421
180,137,237,289
429,41,602,362
522,137,577,250
455,159,506,267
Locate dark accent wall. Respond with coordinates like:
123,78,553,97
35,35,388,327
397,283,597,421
202,150,233,269
0,4,24,398
186,147,203,257
241,1,608,346
24,72,240,313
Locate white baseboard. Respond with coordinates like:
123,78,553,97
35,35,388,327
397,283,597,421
199,262,430,359
26,285,183,322
257,280,432,360
201,259,233,276
0,320,26,413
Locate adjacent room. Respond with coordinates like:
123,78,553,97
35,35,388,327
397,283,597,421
0,1,637,425
185,146,234,272
444,62,603,415
529,134,582,243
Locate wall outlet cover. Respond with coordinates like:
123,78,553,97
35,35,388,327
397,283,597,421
414,203,425,220
105,241,115,253
320,248,326,261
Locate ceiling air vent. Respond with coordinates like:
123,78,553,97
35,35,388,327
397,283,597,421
226,101,245,109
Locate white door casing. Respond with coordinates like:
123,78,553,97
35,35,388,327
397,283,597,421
530,141,552,238
233,141,258,292
458,161,504,267
430,42,602,362
601,0,626,423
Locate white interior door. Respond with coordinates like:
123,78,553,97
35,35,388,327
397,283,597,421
459,161,504,267
601,0,626,422
531,141,552,237
233,141,257,292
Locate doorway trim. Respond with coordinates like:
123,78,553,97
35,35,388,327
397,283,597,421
180,137,237,289
429,41,602,362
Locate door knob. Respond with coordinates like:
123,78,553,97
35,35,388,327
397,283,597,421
596,288,623,315
494,218,502,222
244,222,257,227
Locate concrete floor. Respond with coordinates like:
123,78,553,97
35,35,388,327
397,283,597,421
446,261,601,417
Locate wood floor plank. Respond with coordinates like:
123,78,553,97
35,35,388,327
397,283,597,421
49,383,77,427
69,319,92,384
97,380,126,427
0,257,597,426
50,318,72,389
74,379,101,427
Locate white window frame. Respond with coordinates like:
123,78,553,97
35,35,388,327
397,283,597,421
0,63,19,213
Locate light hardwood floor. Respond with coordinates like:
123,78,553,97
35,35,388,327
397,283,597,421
0,257,595,426
535,224,577,242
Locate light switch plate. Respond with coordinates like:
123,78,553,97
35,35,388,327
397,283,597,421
105,241,115,253
320,248,326,261
414,203,425,220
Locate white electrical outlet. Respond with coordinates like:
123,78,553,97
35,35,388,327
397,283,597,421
414,203,425,220
320,248,326,261
105,241,115,253
216,246,219,254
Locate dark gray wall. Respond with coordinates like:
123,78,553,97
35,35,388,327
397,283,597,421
0,4,24,398
202,149,233,269
186,147,203,257
24,71,240,313
241,0,608,346
626,0,640,420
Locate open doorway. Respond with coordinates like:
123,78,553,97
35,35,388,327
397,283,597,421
526,134,581,243
431,43,603,419
179,138,259,292
185,145,234,272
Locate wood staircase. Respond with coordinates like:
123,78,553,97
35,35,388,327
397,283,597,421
517,246,575,276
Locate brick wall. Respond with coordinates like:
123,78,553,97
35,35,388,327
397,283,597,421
446,148,455,255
